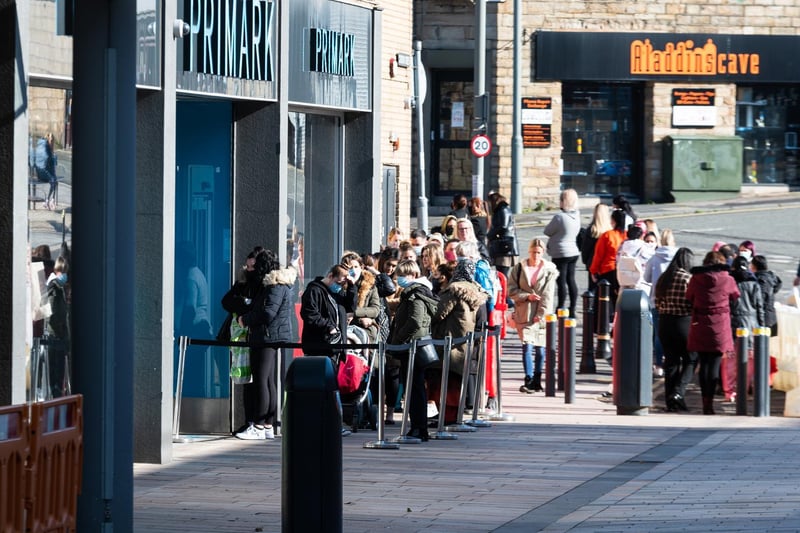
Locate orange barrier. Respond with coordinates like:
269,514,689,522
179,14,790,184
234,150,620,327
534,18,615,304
0,403,29,533
26,395,83,533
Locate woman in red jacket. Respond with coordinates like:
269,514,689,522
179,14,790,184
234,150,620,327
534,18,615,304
686,251,740,415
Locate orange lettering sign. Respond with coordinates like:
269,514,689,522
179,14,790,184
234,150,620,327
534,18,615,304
631,38,759,76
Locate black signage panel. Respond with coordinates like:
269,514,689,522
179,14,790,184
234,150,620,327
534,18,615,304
535,31,800,83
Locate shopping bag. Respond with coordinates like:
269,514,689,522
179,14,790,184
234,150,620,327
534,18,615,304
229,314,252,384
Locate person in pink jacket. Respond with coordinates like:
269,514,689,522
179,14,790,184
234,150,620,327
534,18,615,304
686,251,740,415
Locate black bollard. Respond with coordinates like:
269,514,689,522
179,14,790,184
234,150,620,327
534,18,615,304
595,280,612,363
557,308,568,391
545,314,557,397
282,357,342,533
564,318,577,404
735,328,749,416
612,289,652,415
580,290,596,373
753,327,771,417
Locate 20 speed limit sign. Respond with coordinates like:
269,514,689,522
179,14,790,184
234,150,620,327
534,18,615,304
470,134,492,158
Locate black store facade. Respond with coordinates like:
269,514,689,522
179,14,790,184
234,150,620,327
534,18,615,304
535,32,800,200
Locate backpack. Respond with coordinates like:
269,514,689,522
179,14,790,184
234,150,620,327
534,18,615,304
474,258,498,312
616,248,644,288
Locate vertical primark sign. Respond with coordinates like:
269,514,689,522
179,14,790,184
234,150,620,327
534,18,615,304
178,0,277,99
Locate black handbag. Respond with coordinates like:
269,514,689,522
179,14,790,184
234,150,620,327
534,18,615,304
415,337,440,368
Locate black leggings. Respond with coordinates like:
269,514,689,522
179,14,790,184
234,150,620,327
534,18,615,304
697,351,722,398
244,346,278,425
659,314,697,399
552,256,579,316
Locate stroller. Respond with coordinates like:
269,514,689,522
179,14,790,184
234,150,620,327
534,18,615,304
337,325,378,433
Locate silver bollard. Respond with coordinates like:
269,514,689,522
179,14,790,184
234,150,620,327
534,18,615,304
487,326,515,422
172,335,190,443
446,333,477,433
364,343,400,449
432,336,458,440
392,340,421,444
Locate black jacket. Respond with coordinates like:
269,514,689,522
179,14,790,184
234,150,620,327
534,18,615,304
487,202,519,258
730,271,765,334
240,267,297,346
754,269,782,328
300,277,354,355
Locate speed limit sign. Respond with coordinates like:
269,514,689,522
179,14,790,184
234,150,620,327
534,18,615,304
470,134,492,158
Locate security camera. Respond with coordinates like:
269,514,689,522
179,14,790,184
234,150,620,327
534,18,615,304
173,19,190,39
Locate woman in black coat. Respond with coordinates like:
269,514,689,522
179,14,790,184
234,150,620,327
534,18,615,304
486,192,519,280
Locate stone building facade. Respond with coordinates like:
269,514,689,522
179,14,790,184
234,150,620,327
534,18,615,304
413,0,800,210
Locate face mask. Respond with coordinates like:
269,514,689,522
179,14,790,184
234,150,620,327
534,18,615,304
328,282,343,294
56,273,68,285
445,228,454,237
739,249,752,262
349,267,361,280
444,250,457,262
396,276,413,288
412,246,423,255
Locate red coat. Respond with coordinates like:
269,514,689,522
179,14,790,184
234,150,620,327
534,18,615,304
686,264,740,353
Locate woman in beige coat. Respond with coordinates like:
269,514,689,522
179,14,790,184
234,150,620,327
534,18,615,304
507,238,559,393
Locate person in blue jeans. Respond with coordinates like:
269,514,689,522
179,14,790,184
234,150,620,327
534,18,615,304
507,239,559,393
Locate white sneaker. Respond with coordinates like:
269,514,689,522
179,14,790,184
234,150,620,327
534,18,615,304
263,426,275,439
341,428,352,437
235,424,266,440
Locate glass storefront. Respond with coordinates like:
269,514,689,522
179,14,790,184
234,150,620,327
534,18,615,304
736,86,800,185
561,83,642,197
286,112,342,289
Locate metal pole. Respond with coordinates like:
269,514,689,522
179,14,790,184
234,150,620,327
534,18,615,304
446,333,478,432
564,319,577,404
172,336,189,443
364,343,400,449
473,0,487,198
392,340,422,444
557,308,568,391
545,314,557,397
487,326,515,422
595,280,612,363
735,328,749,416
467,325,491,427
413,41,428,233
753,327,770,417
432,337,458,440
580,290,596,373
511,0,522,213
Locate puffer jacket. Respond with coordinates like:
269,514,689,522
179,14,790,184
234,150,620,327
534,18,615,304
644,245,676,302
686,264,740,353
754,269,782,329
241,267,298,345
507,259,559,346
432,280,488,375
730,271,765,336
390,279,439,345
544,209,581,259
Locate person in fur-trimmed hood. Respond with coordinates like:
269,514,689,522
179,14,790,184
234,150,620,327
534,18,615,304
341,251,381,340
236,250,298,440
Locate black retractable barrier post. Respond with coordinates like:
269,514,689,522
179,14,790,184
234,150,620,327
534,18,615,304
595,280,612,364
564,318,577,404
282,356,343,532
392,340,421,444
545,314,557,397
445,333,477,433
753,327,771,417
557,308,568,391
580,290,596,373
735,328,749,416
612,289,652,416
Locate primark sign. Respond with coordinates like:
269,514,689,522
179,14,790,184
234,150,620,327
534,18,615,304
182,0,276,83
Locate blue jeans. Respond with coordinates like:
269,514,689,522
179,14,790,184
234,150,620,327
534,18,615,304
522,343,545,378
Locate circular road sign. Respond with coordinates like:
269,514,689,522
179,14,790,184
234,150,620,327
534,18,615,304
470,134,492,158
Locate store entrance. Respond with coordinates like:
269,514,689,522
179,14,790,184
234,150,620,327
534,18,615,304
431,69,474,200
561,83,643,197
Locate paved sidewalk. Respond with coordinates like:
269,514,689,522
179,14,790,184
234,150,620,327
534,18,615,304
134,338,800,532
